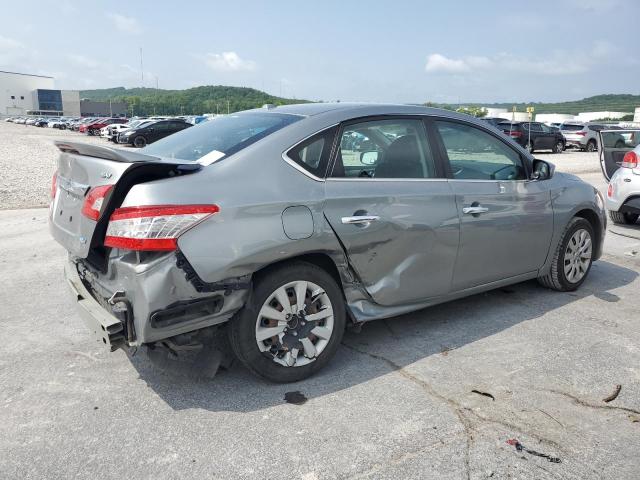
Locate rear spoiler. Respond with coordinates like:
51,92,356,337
54,141,162,163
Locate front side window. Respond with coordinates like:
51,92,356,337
331,118,436,179
435,120,526,181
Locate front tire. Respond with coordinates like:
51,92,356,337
609,210,639,225
526,140,534,153
133,135,147,148
538,217,594,291
553,140,564,154
229,262,346,382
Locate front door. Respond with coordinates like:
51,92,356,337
323,117,460,306
433,119,554,291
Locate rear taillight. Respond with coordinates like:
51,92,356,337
607,183,614,197
81,185,114,220
576,131,587,136
51,172,57,199
104,205,219,251
621,151,638,169
508,131,522,138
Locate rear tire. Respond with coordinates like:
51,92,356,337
538,217,594,292
586,140,597,152
229,262,346,383
609,210,639,225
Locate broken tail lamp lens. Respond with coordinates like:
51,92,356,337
104,205,220,251
81,184,114,220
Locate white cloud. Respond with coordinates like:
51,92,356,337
67,54,100,69
425,53,472,73
0,35,30,65
425,42,613,77
107,13,142,34
201,52,256,72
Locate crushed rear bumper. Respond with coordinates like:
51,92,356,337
64,253,250,349
65,261,127,351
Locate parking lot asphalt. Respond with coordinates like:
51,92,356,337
1,124,640,479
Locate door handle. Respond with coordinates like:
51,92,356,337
462,206,489,215
341,215,380,225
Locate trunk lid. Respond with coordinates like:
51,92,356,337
49,141,196,258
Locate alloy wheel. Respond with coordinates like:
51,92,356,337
563,228,592,283
255,280,334,367
555,141,564,153
586,141,597,152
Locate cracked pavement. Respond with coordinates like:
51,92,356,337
1,165,640,479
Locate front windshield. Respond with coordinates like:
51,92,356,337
142,112,302,162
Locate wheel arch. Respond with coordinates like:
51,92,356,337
252,252,344,290
574,208,603,259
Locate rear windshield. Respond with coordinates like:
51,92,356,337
561,124,584,131
142,112,302,162
498,123,519,130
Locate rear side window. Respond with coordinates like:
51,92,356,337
561,124,584,131
435,120,526,181
286,127,337,178
142,112,302,162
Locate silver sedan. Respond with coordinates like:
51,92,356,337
49,104,606,382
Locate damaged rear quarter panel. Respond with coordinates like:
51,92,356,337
120,134,351,288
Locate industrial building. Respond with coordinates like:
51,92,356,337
1,70,80,116
80,99,128,117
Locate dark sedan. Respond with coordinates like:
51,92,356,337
119,119,192,147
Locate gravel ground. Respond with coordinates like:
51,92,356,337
0,122,127,210
0,121,603,210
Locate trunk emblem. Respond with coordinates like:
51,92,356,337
100,172,113,179
79,236,87,244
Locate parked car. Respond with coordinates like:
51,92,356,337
4,117,14,122
111,120,154,142
47,118,63,128
25,117,38,125
480,117,508,128
600,128,640,225
497,121,565,153
84,118,128,135
102,122,134,139
119,119,191,147
34,118,50,127
49,104,606,382
560,123,606,152
14,117,27,124
76,118,99,132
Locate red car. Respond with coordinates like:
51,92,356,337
80,118,128,135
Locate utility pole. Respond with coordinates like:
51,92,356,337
154,76,159,115
227,100,230,114
109,99,112,117
140,47,144,86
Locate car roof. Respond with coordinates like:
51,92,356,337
251,102,456,118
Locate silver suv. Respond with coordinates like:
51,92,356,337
561,123,606,152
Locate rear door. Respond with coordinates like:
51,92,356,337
599,129,640,181
323,116,460,306
432,119,553,291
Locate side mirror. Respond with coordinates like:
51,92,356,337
360,151,379,165
531,159,554,180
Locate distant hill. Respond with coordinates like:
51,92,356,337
432,94,640,116
80,85,308,116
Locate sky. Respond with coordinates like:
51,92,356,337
1,0,638,104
